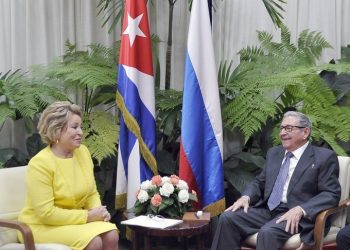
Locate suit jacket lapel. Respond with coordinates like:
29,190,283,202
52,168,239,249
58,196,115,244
287,144,314,195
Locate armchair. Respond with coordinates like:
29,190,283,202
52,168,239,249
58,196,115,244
242,156,350,250
0,166,71,250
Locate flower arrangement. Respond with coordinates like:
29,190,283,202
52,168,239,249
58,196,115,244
134,174,198,218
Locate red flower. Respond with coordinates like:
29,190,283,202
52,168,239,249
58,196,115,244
151,175,162,186
170,174,180,185
151,194,162,207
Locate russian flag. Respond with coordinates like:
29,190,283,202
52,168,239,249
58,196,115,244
115,0,157,209
179,0,225,216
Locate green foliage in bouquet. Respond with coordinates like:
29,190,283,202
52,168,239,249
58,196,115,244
133,175,198,218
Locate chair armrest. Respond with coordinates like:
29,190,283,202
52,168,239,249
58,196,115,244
313,198,350,250
0,219,36,250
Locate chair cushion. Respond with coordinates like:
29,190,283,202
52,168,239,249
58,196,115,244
0,166,27,220
243,226,341,249
0,166,28,247
0,166,71,250
0,243,71,250
0,228,17,247
322,226,341,245
332,156,350,228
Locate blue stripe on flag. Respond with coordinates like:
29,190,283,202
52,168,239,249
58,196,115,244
118,116,135,176
119,118,153,181
117,65,156,156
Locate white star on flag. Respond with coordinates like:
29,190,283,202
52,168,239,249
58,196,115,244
122,13,146,47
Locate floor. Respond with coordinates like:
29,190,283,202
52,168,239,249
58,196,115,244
118,238,340,250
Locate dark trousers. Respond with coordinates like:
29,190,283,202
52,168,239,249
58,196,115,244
336,224,350,250
211,204,300,250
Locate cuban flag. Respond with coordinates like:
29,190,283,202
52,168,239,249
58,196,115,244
115,0,157,210
179,0,225,216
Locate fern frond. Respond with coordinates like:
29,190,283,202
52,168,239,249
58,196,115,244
0,104,16,125
258,31,273,44
218,60,250,102
83,111,119,164
2,71,40,119
238,46,264,62
298,30,332,63
223,88,277,142
50,62,116,90
280,24,291,45
313,128,347,156
261,0,286,28
47,42,118,92
156,89,183,111
0,69,69,128
336,107,350,141
218,60,234,86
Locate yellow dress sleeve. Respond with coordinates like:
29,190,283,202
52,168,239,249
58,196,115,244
80,145,102,209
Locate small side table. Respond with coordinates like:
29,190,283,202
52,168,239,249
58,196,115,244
123,212,210,250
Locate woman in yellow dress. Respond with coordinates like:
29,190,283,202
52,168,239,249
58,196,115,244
18,101,119,250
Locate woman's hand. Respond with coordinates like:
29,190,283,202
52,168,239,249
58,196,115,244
87,205,111,222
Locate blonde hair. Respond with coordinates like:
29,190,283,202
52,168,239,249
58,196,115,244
37,101,82,145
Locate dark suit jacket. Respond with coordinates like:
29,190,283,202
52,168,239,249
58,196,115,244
242,144,341,243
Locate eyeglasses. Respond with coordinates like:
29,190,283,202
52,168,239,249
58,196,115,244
279,125,306,132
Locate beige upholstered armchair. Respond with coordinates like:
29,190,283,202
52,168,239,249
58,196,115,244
242,156,350,250
0,166,71,250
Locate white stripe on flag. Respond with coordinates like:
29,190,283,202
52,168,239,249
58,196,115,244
187,0,223,158
123,65,156,118
116,144,127,195
126,140,141,209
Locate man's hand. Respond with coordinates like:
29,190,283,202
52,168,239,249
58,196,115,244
276,206,304,234
225,195,250,213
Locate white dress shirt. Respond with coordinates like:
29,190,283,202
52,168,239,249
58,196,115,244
281,142,309,203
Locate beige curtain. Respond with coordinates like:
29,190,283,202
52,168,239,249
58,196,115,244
1,0,350,152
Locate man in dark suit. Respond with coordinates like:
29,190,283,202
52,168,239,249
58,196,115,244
211,111,341,250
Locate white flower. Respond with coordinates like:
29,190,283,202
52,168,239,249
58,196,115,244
176,180,189,190
137,189,149,203
161,176,171,185
140,180,155,190
159,182,175,197
178,189,189,203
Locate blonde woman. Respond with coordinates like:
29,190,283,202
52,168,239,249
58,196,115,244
18,101,118,250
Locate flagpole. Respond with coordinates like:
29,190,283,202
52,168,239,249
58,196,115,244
208,0,212,25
